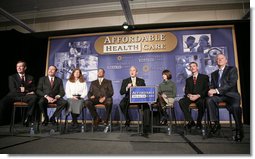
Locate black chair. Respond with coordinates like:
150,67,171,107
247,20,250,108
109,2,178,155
10,102,30,135
119,104,141,133
91,104,112,133
151,103,176,135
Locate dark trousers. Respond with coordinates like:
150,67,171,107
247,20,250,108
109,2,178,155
0,94,37,123
206,95,242,130
157,95,169,120
179,97,205,122
84,97,112,121
38,97,68,119
119,97,150,126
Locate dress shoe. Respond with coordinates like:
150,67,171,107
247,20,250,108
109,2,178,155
50,117,57,125
42,117,49,126
71,120,79,127
210,123,221,134
124,120,130,127
196,122,202,130
104,120,109,126
160,119,167,125
185,121,196,129
23,116,31,127
94,118,102,126
233,129,244,142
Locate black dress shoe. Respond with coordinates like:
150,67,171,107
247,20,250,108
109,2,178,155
160,119,167,125
104,120,109,126
124,120,130,127
42,117,49,126
210,123,221,134
23,116,31,127
50,117,57,125
196,122,202,130
93,118,102,126
185,121,196,129
233,129,244,142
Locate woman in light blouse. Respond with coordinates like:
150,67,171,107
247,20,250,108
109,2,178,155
65,68,87,126
157,69,177,125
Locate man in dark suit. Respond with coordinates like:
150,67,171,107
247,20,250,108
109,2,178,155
36,65,68,125
206,53,243,141
179,62,209,130
119,66,150,132
85,68,114,126
0,60,37,126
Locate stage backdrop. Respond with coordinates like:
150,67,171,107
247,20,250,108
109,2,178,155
47,25,240,122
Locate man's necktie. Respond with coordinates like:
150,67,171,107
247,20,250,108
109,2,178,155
20,75,25,86
193,76,197,85
50,77,54,88
132,78,136,86
99,78,102,85
20,75,25,82
218,69,223,87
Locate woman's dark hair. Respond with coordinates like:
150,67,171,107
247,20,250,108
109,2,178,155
162,69,172,80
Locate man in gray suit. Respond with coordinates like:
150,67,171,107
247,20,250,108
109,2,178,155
206,53,243,141
36,65,68,126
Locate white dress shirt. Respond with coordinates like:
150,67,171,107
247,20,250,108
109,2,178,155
65,80,88,98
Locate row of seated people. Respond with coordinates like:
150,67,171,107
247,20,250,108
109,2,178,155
0,54,243,142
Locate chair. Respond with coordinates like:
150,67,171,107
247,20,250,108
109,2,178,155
184,102,207,135
10,102,29,135
91,104,112,133
151,103,176,134
80,105,87,133
39,103,67,133
119,104,141,133
217,102,233,129
202,101,234,139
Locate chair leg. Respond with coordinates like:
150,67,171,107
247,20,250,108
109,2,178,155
138,108,140,133
229,113,232,129
151,107,154,134
81,107,86,133
167,107,172,135
10,106,16,135
64,114,68,133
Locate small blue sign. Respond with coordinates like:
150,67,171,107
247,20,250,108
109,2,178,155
130,86,157,103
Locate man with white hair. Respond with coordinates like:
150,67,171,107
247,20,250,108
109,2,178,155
206,53,243,142
119,66,150,133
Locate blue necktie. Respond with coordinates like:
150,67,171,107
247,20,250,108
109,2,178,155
218,69,223,87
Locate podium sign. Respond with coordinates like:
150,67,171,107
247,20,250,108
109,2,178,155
130,86,157,103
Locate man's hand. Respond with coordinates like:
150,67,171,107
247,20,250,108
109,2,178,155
20,87,25,93
127,83,132,88
26,91,35,95
99,96,106,103
90,95,95,99
46,96,55,103
190,94,200,101
208,89,217,97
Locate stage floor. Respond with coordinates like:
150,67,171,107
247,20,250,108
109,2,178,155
0,123,250,154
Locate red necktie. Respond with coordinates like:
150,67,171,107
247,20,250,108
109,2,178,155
21,75,25,82
193,76,197,85
50,78,54,88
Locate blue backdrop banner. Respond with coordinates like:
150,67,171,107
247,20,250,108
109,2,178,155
47,25,239,121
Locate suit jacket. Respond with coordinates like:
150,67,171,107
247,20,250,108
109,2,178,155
88,78,114,98
36,76,65,98
184,73,209,98
210,66,240,98
120,77,145,98
8,73,36,97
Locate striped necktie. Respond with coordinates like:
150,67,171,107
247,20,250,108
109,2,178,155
193,76,197,85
